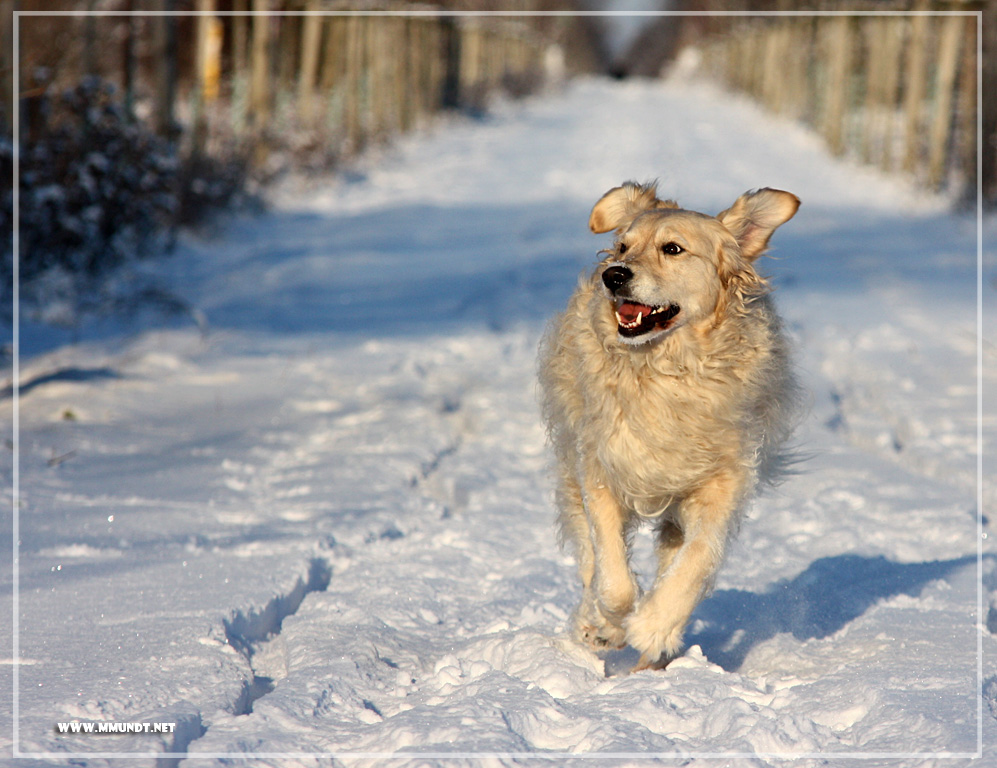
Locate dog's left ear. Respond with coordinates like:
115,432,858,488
589,181,678,234
717,188,800,260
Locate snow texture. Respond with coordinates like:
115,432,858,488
3,76,996,766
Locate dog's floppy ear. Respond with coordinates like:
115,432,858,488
716,188,800,260
589,181,678,234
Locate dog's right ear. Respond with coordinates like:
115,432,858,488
589,181,678,234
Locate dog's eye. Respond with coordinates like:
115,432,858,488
618,243,628,254
661,242,683,255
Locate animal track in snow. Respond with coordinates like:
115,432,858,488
210,558,332,725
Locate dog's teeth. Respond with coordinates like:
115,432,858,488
635,312,643,325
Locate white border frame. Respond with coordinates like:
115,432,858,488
9,7,986,762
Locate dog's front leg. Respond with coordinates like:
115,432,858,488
556,476,616,650
625,468,743,670
575,475,637,649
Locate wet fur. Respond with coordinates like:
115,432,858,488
539,182,801,670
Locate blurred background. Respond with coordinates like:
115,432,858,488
3,1,994,323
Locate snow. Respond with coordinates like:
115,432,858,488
3,76,995,765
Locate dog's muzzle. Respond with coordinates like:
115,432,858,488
601,265,680,339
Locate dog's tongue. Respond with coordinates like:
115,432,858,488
618,301,655,324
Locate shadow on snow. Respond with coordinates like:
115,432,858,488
689,553,980,672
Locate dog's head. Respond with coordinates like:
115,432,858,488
589,181,799,346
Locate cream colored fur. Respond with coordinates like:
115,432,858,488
539,181,800,671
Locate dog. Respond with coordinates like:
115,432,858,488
539,181,800,671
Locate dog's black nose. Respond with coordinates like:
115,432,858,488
602,265,633,293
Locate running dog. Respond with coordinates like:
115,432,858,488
539,182,800,670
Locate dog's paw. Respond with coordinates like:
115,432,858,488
571,599,627,651
624,601,685,666
631,652,673,673
576,619,627,651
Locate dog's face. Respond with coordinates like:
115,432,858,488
597,209,733,345
589,183,800,346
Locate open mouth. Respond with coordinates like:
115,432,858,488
614,299,680,338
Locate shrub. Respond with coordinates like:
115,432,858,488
5,77,178,321
5,77,265,327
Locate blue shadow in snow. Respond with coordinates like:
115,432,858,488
178,202,985,349
688,553,980,672
184,202,597,341
14,201,984,359
2,365,121,399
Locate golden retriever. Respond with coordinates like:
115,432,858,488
539,182,800,671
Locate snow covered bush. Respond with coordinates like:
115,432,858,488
176,147,256,229
4,78,178,321
3,77,261,326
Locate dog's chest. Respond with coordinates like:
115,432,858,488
589,362,739,496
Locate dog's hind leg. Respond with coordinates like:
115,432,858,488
655,520,684,578
626,468,744,670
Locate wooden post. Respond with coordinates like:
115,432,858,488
427,19,443,113
193,0,218,154
196,0,214,101
461,21,479,103
440,16,461,109
737,25,754,92
955,15,978,197
400,17,416,132
249,0,272,166
233,0,248,75
321,15,343,93
860,17,885,164
231,0,248,133
368,15,383,138
154,0,177,137
387,16,401,133
749,25,763,97
405,17,424,129
319,13,344,136
789,17,815,121
298,0,322,126
204,18,223,103
85,0,97,77
927,13,965,188
383,17,400,136
775,23,793,113
902,11,929,174
250,0,270,129
761,23,786,113
386,16,401,134
278,11,298,92
0,0,13,131
122,0,136,121
879,16,904,172
984,0,997,201
485,25,498,92
344,13,364,151
822,15,852,157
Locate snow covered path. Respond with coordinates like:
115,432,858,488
3,77,996,765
